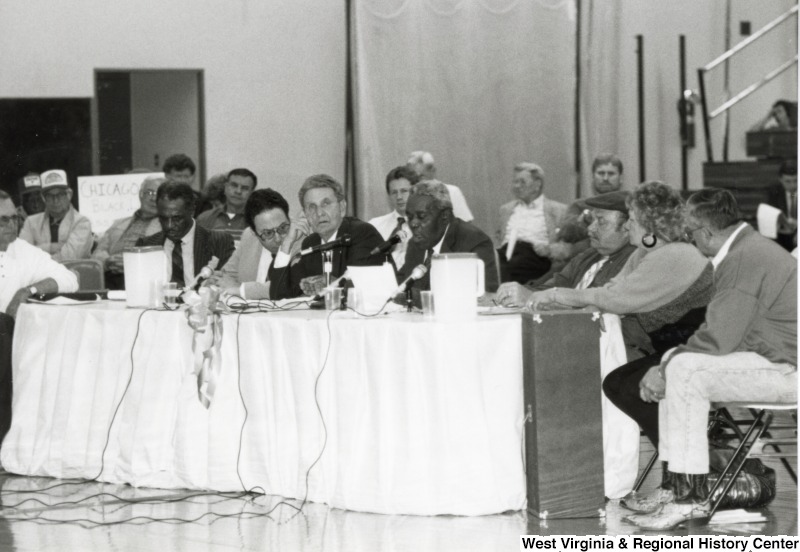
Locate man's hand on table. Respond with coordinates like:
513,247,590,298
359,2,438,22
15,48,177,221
300,275,327,297
494,282,533,307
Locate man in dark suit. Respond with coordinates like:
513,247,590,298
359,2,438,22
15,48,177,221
398,180,499,293
136,181,235,287
766,159,797,251
268,174,385,299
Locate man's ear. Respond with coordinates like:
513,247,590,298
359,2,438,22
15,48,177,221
339,199,347,214
66,189,74,201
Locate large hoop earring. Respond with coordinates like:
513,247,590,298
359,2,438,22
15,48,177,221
641,234,657,248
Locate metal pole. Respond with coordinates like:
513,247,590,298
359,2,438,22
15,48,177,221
722,0,732,162
574,0,582,199
637,35,646,183
698,68,713,162
680,35,688,191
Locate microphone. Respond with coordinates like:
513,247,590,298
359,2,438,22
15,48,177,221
311,271,349,301
191,256,220,291
370,230,407,256
299,234,352,257
391,264,428,295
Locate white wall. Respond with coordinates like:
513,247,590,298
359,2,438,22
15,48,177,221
0,0,346,212
615,0,797,191
130,71,200,180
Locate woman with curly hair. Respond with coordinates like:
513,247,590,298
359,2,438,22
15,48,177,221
526,181,711,320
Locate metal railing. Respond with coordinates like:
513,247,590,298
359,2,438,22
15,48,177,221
698,5,798,161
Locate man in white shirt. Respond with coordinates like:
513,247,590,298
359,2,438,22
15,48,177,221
406,151,474,222
368,166,417,268
0,191,78,446
495,162,566,283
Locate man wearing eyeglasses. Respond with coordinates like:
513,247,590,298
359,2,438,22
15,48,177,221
19,169,93,261
0,191,78,445
210,188,309,299
268,174,385,299
92,175,165,289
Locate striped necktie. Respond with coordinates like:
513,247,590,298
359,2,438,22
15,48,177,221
171,238,185,287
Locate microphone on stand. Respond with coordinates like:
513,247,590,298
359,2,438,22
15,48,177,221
190,256,220,291
370,230,407,256
298,234,352,257
391,264,428,296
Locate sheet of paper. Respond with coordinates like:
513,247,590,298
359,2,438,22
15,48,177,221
757,203,782,239
348,263,399,311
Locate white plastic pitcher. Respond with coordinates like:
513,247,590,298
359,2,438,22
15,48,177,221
123,246,167,307
429,253,485,321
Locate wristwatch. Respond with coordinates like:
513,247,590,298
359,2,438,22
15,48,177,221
27,286,38,296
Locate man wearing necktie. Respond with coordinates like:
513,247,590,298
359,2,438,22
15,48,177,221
368,166,416,268
268,174,385,299
398,180,498,294
136,182,235,287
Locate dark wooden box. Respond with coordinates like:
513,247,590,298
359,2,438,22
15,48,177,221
521,310,604,519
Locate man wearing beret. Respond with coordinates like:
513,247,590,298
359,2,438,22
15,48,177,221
493,190,635,307
19,169,93,261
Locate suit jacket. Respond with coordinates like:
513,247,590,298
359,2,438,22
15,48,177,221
673,224,797,366
531,243,637,291
19,207,93,261
268,216,385,299
767,183,796,251
399,218,499,293
136,224,235,275
495,196,567,248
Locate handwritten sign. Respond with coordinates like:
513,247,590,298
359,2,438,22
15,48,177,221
77,173,163,235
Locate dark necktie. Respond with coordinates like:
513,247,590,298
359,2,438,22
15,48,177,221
49,217,61,243
171,238,185,287
391,216,406,237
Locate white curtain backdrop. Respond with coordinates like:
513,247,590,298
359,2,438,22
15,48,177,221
352,0,577,237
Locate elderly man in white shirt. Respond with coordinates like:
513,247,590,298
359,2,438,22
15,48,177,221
368,166,417,268
0,191,78,446
495,162,567,284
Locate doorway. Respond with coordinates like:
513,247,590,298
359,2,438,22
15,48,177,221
94,70,205,189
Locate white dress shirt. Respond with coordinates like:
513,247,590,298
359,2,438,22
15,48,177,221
503,195,549,246
445,184,474,222
0,238,78,313
163,222,196,283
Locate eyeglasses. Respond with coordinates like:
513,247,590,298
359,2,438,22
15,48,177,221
43,191,68,201
257,222,290,241
141,190,158,198
0,215,19,227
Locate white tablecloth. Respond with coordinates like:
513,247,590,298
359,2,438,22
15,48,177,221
2,302,526,516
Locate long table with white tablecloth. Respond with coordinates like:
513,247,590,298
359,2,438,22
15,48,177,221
2,302,527,516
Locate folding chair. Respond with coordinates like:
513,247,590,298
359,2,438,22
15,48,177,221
61,259,106,291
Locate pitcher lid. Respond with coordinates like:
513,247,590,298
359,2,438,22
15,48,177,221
431,252,478,260
123,246,164,254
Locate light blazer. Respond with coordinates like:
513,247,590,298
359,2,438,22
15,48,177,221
495,196,567,248
19,207,93,261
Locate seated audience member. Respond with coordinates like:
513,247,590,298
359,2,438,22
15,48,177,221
399,180,499,293
0,191,78,444
368,166,417,268
92,175,164,289
269,174,385,299
527,181,713,358
550,153,625,264
766,159,797,251
493,191,636,307
136,181,235,287
15,173,44,223
212,188,309,299
406,151,474,222
162,153,197,188
621,188,796,530
195,173,227,216
196,168,256,240
495,163,567,283
750,99,797,131
19,169,93,261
